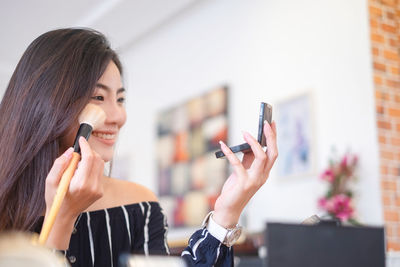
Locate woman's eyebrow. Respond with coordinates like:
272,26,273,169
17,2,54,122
96,83,125,94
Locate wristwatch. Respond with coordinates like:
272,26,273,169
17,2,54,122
202,211,242,247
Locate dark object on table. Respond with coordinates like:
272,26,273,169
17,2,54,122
265,222,385,267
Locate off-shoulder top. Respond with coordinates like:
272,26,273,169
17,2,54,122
34,201,233,267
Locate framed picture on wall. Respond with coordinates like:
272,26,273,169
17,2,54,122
276,92,315,178
156,86,229,228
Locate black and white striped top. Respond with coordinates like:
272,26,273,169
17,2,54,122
35,201,233,267
35,201,169,267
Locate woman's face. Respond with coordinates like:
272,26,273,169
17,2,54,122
61,61,127,162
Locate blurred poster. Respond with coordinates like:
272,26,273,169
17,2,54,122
276,93,314,178
157,86,229,228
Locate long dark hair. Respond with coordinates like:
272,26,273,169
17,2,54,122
0,28,122,231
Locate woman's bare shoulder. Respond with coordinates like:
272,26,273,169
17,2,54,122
107,177,158,203
87,177,158,211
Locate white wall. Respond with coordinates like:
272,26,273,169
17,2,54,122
116,0,383,232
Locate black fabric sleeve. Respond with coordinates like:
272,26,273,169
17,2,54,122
131,202,170,256
147,202,170,255
181,228,234,267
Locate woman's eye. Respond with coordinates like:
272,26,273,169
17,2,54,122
117,97,126,104
91,96,104,101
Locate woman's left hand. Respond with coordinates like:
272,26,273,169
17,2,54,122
213,121,278,228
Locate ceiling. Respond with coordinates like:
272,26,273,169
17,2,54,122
0,0,199,78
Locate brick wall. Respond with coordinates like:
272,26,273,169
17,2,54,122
369,0,400,251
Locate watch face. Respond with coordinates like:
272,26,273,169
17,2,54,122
225,228,242,246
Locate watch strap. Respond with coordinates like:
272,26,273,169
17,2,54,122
203,211,228,243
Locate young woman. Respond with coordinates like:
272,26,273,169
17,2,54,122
0,28,278,266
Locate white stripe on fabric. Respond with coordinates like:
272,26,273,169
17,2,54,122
189,231,209,260
214,243,222,266
181,251,191,257
121,206,131,247
139,202,144,215
104,209,114,267
86,212,95,267
143,202,151,256
160,207,170,255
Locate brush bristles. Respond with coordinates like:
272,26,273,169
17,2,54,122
78,103,106,129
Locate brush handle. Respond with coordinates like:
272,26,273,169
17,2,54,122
38,152,81,245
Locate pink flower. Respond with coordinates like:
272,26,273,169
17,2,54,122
340,154,358,177
331,194,353,221
318,194,354,221
318,152,358,223
318,197,335,212
320,169,335,183
340,155,348,168
318,197,327,209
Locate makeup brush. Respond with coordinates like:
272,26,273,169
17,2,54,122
38,104,106,245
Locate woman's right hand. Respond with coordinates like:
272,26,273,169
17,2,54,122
44,137,104,249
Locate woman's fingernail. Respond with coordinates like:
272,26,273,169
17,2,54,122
79,136,87,144
64,147,73,159
264,120,268,124
219,140,226,146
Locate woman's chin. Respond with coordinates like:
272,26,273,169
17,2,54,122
102,156,113,163
99,151,114,162
90,146,114,162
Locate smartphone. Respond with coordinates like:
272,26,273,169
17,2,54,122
215,102,272,158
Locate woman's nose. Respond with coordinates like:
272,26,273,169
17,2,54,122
103,101,126,127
